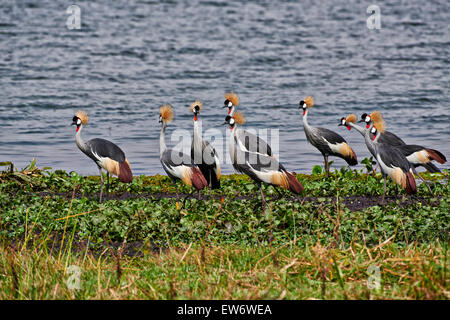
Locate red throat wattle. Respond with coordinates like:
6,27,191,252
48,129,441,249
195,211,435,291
347,126,351,131
194,114,197,121
372,134,376,141
228,108,231,115
76,126,80,132
366,124,370,129
302,109,306,116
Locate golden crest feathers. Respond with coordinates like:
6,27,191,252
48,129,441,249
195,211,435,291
75,110,89,125
190,100,203,113
160,104,174,123
225,92,240,106
232,112,246,125
304,96,314,108
370,111,385,133
346,114,357,124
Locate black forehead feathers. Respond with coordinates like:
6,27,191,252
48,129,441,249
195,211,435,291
224,99,230,105
361,113,368,120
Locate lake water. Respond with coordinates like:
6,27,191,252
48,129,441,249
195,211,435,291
1,0,449,176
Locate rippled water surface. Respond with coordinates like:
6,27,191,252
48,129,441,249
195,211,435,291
1,0,449,175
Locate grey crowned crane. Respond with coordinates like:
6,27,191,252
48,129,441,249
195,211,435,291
223,92,273,157
190,100,221,189
299,96,357,177
224,112,304,207
71,110,133,202
360,113,405,146
340,113,446,194
159,104,208,206
359,112,445,173
359,112,417,203
370,126,446,194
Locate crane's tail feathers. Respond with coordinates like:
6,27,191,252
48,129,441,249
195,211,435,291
405,170,417,195
103,158,133,183
340,143,358,166
284,171,304,194
118,159,133,183
270,171,304,194
190,167,208,190
425,149,446,164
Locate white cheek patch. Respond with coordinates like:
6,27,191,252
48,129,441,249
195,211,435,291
228,102,232,107
77,119,81,125
365,116,371,123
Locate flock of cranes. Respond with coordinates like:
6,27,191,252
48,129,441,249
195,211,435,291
72,93,446,206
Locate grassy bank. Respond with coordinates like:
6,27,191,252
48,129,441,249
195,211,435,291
0,161,448,299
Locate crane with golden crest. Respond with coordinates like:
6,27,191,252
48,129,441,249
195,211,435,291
340,112,446,195
299,96,357,177
71,110,133,202
159,104,208,206
224,112,304,207
190,100,221,189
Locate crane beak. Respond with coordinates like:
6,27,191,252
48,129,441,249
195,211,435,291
71,121,76,126
357,119,364,123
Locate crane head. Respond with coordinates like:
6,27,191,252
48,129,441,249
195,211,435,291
190,100,202,121
370,126,378,141
299,96,314,116
338,117,352,131
159,104,174,124
72,110,88,132
224,93,239,115
359,113,371,128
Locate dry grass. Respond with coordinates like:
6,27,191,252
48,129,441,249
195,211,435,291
0,239,447,300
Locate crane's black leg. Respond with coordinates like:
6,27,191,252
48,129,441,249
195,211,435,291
98,167,104,203
106,172,110,199
174,181,181,210
260,186,267,208
324,155,329,178
381,174,387,204
413,167,433,195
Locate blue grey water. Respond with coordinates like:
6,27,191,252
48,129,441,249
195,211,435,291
1,0,449,176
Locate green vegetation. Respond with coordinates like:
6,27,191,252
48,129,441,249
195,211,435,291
0,160,448,299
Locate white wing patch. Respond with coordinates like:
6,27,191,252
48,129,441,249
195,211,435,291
323,138,346,155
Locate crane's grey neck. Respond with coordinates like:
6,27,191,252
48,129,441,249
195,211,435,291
363,123,378,154
75,125,87,152
302,109,312,130
348,122,365,137
193,120,202,153
373,130,381,143
160,122,167,156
